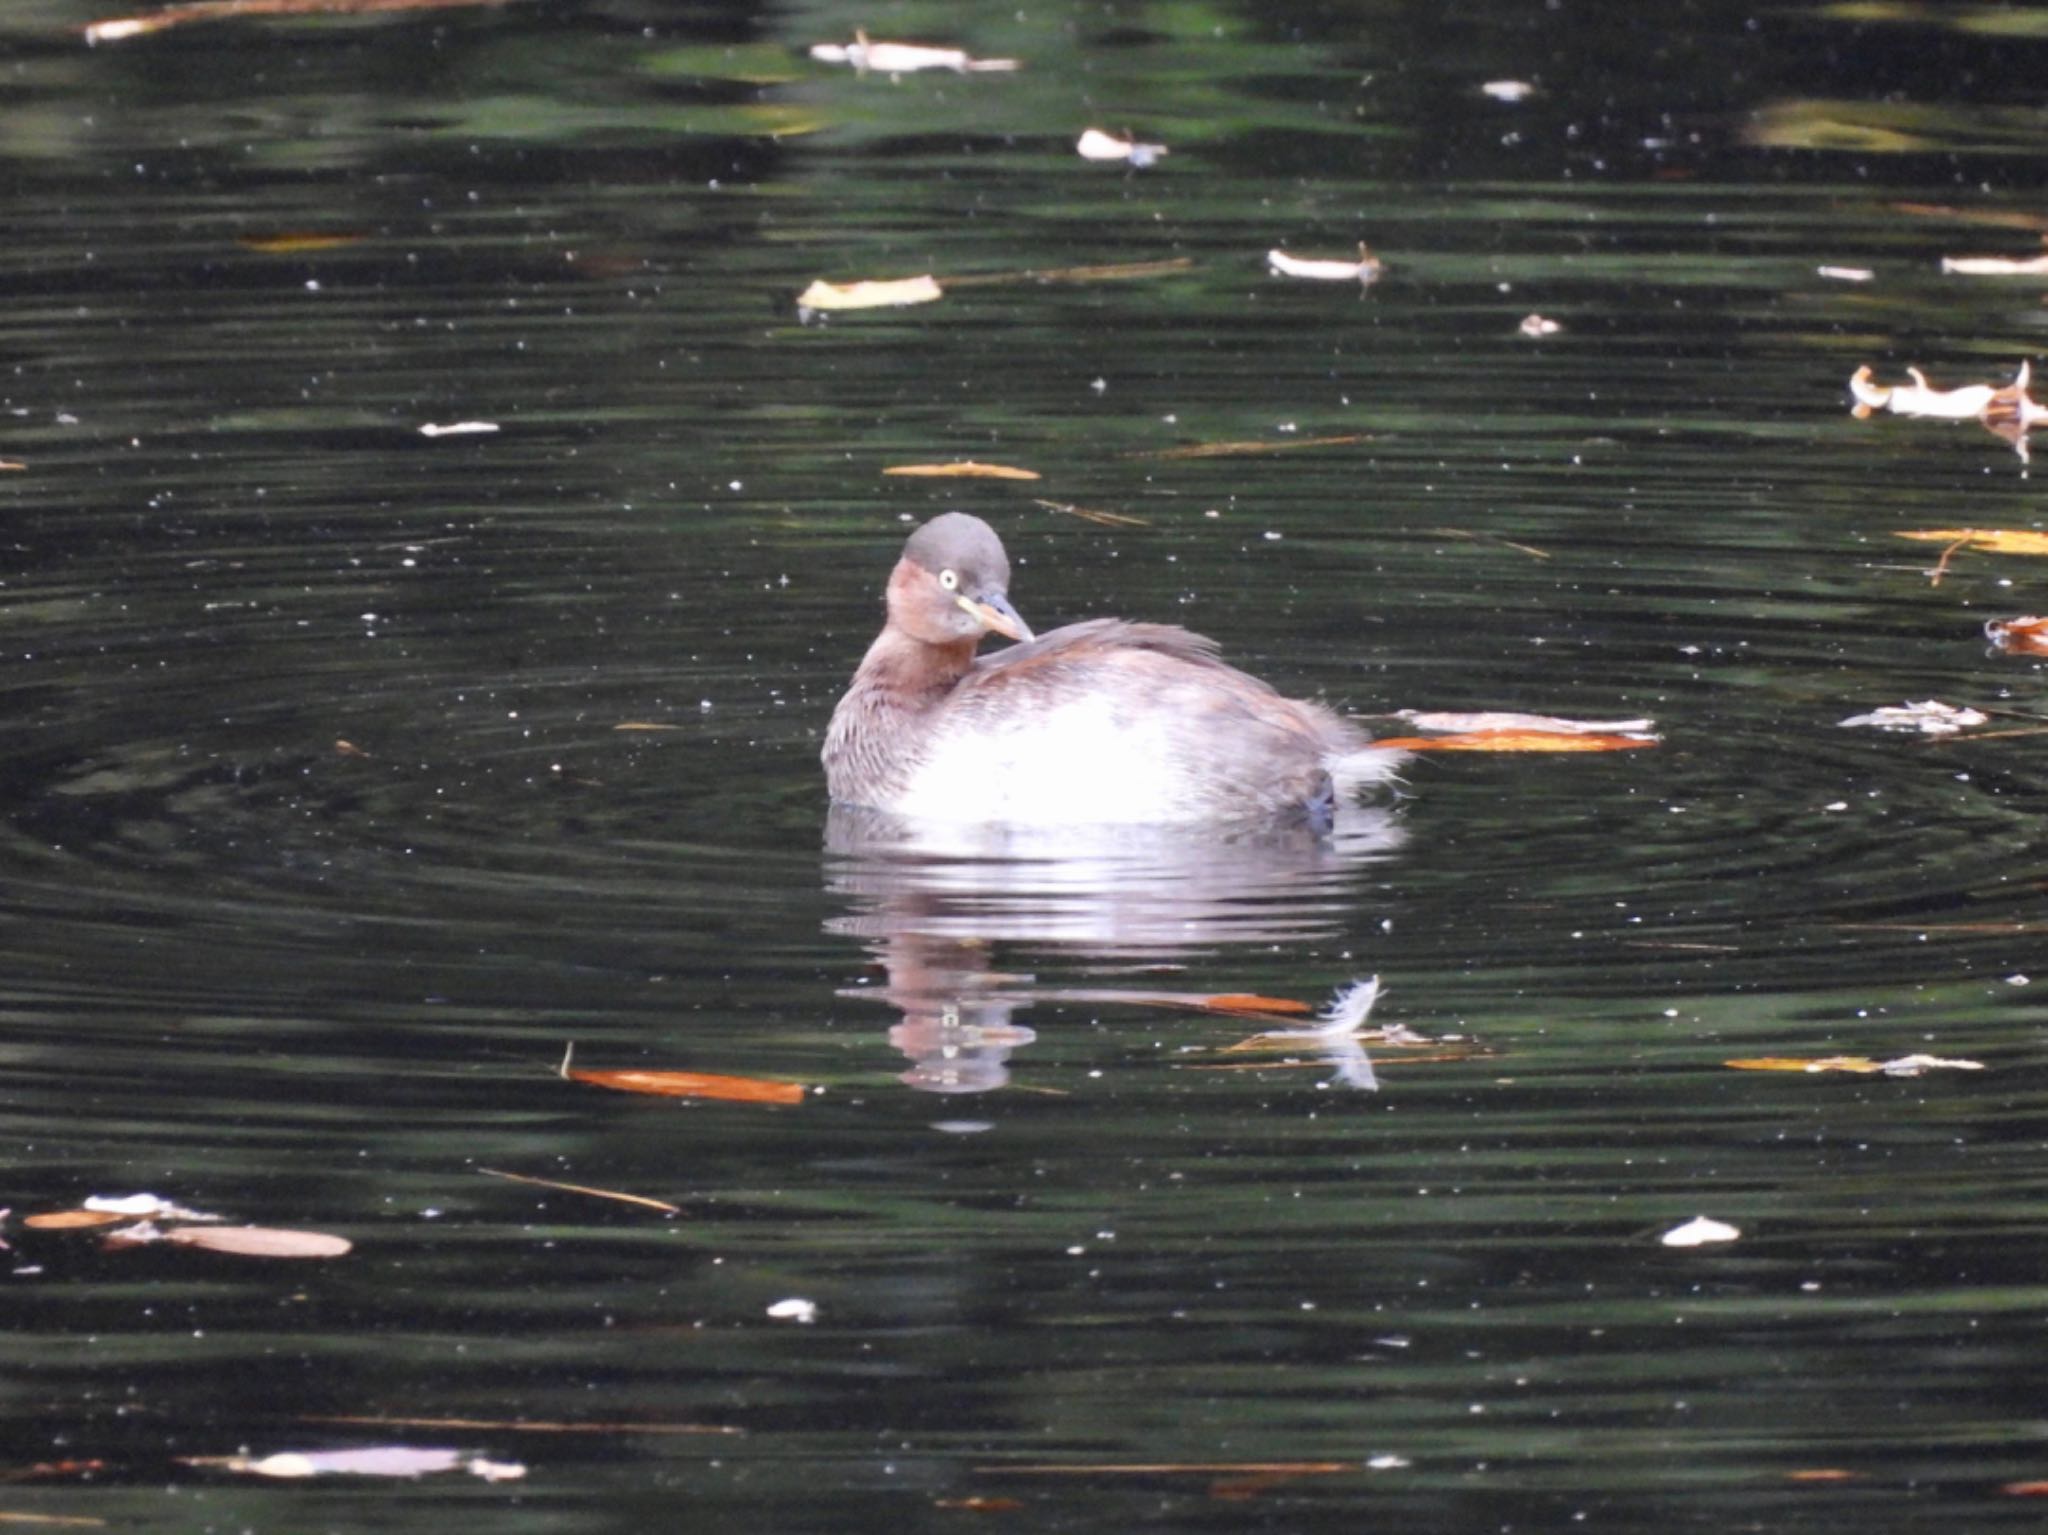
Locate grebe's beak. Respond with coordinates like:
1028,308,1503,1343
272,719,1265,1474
956,590,1034,643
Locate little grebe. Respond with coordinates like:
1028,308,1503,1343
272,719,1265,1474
823,513,1402,826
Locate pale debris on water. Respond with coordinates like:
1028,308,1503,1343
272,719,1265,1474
1256,977,1385,1091
1077,128,1166,167
1660,1216,1740,1248
1941,249,2048,277
1394,710,1657,739
85,1193,221,1222
1267,245,1383,283
795,274,943,316
767,1297,819,1323
1817,265,1875,282
418,420,499,438
214,1447,525,1481
1837,699,1987,736
1480,79,1535,102
1848,364,1998,419
809,33,1020,74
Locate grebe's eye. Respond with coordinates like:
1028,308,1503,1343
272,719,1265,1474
938,568,959,591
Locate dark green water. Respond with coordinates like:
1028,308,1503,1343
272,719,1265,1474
4,0,2048,1529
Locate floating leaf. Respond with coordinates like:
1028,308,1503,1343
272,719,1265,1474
1816,265,1874,282
22,1210,126,1230
1139,433,1367,460
236,231,365,253
568,1068,806,1105
1076,129,1166,167
561,1046,805,1105
1849,365,1998,420
882,461,1040,480
418,420,499,439
765,1297,818,1323
1517,313,1562,337
84,0,504,45
1371,730,1657,752
1985,615,2048,654
1394,710,1656,737
1659,1215,1740,1248
162,1226,353,1258
795,274,942,314
1726,1054,1983,1076
1481,79,1535,102
1897,528,2048,556
1266,245,1381,283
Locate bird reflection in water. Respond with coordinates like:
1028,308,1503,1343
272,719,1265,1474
824,803,1406,1094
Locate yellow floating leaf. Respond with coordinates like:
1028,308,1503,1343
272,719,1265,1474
795,274,942,313
1371,730,1657,753
1897,528,2048,555
1726,1056,1883,1074
882,461,1040,480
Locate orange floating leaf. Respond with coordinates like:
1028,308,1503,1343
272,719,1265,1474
569,1069,806,1105
560,1045,804,1105
1195,993,1313,1017
236,231,365,253
883,461,1041,481
1372,730,1657,752
22,1210,127,1230
2003,1481,2048,1496
162,1226,353,1258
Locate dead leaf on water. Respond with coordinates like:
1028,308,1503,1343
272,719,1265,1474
162,1226,353,1258
1725,1054,1983,1076
1137,433,1368,460
981,1460,1351,1476
883,461,1040,480
0,461,23,472
1394,710,1657,737
1371,730,1657,753
21,1210,126,1230
0,1514,107,1527
84,0,506,45
560,1043,806,1105
1898,527,2048,556
236,231,366,253
795,274,942,315
613,720,683,732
